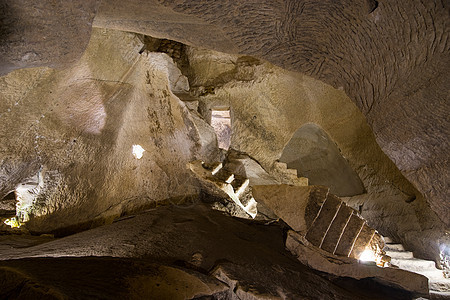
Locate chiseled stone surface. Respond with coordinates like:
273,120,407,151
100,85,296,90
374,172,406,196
184,46,447,264
252,185,325,235
92,0,449,227
0,29,217,233
350,224,376,259
334,213,365,257
321,204,354,253
305,194,342,247
1,2,448,265
0,0,100,75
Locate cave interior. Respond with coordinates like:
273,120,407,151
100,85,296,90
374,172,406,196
0,1,449,299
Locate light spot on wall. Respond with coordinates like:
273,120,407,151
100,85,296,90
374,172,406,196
132,144,145,159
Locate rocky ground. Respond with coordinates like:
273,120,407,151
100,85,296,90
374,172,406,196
0,202,425,299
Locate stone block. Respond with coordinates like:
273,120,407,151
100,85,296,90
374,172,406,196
335,213,364,257
321,204,353,253
252,185,329,235
350,223,375,259
305,194,342,247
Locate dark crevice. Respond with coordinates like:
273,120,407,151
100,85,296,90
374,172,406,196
367,0,378,14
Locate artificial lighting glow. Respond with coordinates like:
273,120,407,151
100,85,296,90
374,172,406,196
359,249,376,262
4,217,21,228
132,145,145,159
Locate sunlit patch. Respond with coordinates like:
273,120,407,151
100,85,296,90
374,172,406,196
4,217,21,228
132,144,145,159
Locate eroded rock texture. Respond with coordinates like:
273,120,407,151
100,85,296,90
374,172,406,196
0,29,219,233
0,0,100,75
0,204,424,300
183,47,447,263
92,0,449,226
0,0,448,285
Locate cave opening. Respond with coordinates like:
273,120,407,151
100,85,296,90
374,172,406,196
0,3,449,296
210,108,232,150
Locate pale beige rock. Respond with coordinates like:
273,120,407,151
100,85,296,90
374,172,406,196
185,46,447,264
0,29,217,233
2,0,448,230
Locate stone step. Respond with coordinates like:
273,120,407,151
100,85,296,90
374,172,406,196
320,204,353,253
385,243,406,251
202,161,222,175
386,250,414,259
429,291,450,299
350,223,375,259
273,161,289,170
284,168,298,177
304,187,328,229
231,177,249,196
305,194,341,247
391,258,437,271
383,236,395,244
334,213,364,257
417,270,450,292
215,168,234,183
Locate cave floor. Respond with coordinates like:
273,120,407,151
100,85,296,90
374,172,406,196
0,203,426,299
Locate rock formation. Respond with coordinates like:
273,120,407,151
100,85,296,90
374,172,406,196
0,1,449,298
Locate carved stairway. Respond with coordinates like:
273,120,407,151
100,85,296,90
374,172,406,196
189,160,258,218
384,239,450,295
189,156,386,262
302,186,386,260
252,185,388,262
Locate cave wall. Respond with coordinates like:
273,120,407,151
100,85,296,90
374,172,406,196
0,29,217,233
99,0,450,226
0,0,447,253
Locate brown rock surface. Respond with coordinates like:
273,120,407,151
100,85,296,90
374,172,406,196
0,0,100,75
0,258,229,300
286,230,429,298
252,185,328,235
0,203,423,299
321,205,354,253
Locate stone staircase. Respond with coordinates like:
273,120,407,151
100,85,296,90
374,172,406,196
191,155,387,262
189,160,257,218
384,240,450,295
252,185,387,262
188,153,309,219
298,186,386,261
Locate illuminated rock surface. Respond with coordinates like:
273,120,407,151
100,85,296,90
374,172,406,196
0,1,449,298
